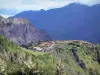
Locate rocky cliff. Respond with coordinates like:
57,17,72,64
0,16,50,45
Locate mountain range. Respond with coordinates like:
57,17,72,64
0,3,100,75
12,3,100,44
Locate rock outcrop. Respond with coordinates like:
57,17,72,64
0,16,50,45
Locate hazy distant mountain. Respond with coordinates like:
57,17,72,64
0,16,50,45
12,3,100,43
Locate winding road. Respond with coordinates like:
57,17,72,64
48,41,55,49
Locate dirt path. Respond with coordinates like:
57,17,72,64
48,41,55,49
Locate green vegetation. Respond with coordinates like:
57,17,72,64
0,35,100,75
49,41,100,75
0,35,56,75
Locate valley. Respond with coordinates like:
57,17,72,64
0,35,100,75
0,3,100,75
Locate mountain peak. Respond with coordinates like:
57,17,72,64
0,16,30,27
8,18,30,25
0,15,50,45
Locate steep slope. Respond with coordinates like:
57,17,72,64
12,3,100,43
22,40,100,75
0,34,100,75
0,35,55,75
0,16,50,45
49,41,100,75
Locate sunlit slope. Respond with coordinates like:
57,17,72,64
0,34,100,75
49,40,100,75
0,35,55,75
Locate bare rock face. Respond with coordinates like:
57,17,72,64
0,16,50,45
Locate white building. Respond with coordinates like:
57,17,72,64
34,47,42,51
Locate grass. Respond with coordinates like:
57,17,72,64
49,41,100,75
0,35,56,75
0,35,100,75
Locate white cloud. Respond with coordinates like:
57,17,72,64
77,0,100,5
0,0,100,17
0,0,100,11
0,14,13,18
0,0,73,11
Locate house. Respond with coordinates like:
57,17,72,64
33,47,42,51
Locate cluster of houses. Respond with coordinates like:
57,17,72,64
33,41,54,51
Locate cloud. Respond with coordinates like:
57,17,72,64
0,0,100,10
0,9,18,15
1,0,100,11
0,0,100,18
0,14,13,18
0,0,73,11
77,0,100,5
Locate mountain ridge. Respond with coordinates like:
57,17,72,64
12,3,100,43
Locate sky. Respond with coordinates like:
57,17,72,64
0,0,100,18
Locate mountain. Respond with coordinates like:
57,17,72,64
0,35,55,75
19,39,100,75
0,34,100,75
49,40,100,75
12,3,100,43
0,15,50,45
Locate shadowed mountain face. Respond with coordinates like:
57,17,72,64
12,3,100,43
0,16,50,45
